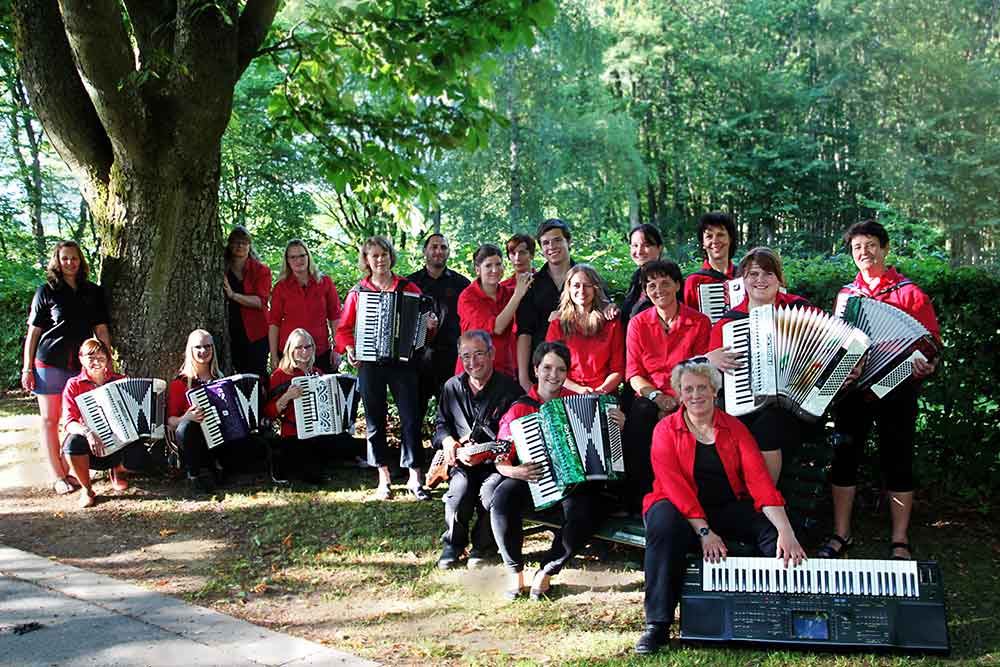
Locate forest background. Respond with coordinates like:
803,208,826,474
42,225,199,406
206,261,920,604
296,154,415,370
0,0,997,502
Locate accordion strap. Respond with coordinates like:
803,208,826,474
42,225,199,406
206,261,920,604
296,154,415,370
694,268,730,281
842,279,913,299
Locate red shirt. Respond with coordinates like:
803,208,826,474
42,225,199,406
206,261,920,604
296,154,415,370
683,260,735,311
334,275,422,353
496,385,575,462
456,279,517,377
269,274,342,356
264,366,323,437
833,267,941,342
626,303,711,396
167,375,225,419
643,407,784,517
234,256,273,342
60,369,126,430
709,291,813,350
545,318,625,392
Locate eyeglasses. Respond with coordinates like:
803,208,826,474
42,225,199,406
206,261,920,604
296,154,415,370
192,344,214,351
459,350,489,363
288,253,308,260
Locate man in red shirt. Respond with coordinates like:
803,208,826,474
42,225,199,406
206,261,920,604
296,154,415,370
683,212,737,315
821,220,941,561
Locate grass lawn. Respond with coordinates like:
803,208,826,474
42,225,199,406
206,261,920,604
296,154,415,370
0,395,996,666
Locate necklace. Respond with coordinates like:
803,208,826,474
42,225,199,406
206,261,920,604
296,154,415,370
684,412,715,443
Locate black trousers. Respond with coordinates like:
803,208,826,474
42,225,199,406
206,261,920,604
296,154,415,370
739,405,803,454
489,478,604,575
643,498,778,626
62,434,148,471
176,420,229,476
442,465,502,554
358,361,424,469
623,396,661,512
231,336,269,382
831,382,919,491
416,346,459,420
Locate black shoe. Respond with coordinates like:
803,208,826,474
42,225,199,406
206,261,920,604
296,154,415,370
635,624,670,655
436,547,461,570
407,484,431,501
467,549,497,569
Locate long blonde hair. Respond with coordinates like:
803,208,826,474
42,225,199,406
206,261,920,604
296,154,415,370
556,264,610,337
277,239,323,283
278,328,316,375
178,329,223,387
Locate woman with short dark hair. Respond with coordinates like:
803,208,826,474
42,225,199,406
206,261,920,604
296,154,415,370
223,226,272,379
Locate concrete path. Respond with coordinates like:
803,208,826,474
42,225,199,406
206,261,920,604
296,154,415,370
0,545,378,667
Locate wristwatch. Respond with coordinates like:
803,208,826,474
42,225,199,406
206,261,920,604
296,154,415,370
698,526,711,538
647,390,661,402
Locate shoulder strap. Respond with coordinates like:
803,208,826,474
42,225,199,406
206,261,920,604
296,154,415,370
512,395,542,410
693,268,729,281
720,309,748,321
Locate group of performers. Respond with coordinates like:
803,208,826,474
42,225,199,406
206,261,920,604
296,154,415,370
22,213,941,654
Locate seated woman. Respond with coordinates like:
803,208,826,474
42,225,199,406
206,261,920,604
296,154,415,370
60,338,147,508
623,260,712,511
167,329,237,493
457,243,532,379
491,341,626,600
707,247,814,481
635,359,806,655
544,264,624,395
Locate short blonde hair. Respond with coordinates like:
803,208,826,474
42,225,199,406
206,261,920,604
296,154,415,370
670,358,722,396
359,235,397,278
279,328,316,374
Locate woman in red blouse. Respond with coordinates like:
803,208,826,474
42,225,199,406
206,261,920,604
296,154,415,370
707,247,815,482
635,359,805,655
544,264,624,395
490,341,625,600
222,226,272,379
60,338,146,508
456,244,532,378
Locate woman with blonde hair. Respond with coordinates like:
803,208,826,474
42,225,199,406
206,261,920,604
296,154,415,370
544,264,624,394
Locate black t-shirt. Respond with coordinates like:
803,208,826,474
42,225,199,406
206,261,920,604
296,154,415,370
407,267,471,353
433,370,522,449
694,441,736,509
28,281,110,370
226,270,248,347
620,266,654,332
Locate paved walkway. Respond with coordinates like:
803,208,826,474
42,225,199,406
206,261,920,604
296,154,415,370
0,545,378,667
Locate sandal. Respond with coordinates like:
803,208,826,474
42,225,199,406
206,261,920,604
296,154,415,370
109,469,129,491
889,542,914,560
816,534,853,559
53,478,77,496
373,485,393,501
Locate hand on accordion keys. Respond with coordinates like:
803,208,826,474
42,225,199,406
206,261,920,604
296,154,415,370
607,406,626,430
504,461,543,482
912,355,939,380
85,429,106,457
706,346,743,372
185,405,206,423
425,312,439,332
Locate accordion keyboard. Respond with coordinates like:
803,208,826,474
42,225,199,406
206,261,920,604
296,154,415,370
510,414,563,509
722,319,754,415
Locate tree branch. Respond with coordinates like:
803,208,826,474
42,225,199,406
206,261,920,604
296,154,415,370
59,0,146,150
237,0,280,75
122,0,177,74
12,0,113,202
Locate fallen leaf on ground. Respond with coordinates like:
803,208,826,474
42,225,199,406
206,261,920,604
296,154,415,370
159,529,177,537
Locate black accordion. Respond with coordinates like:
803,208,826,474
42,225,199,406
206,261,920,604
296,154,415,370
186,374,261,449
353,290,434,363
75,378,167,455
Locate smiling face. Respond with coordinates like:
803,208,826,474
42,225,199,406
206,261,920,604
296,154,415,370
630,230,662,267
59,246,82,281
849,234,889,276
289,333,315,369
508,242,533,274
458,336,494,384
538,229,570,266
229,236,250,260
567,272,596,310
702,225,732,264
188,331,215,367
743,261,781,306
535,351,568,399
80,348,110,381
423,236,450,270
645,274,680,312
476,254,504,288
678,370,715,420
366,245,392,278
286,244,310,277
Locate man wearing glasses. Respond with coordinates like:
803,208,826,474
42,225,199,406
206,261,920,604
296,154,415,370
433,330,521,569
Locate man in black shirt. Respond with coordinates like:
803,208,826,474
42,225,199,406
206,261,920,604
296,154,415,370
434,330,522,569
408,233,471,419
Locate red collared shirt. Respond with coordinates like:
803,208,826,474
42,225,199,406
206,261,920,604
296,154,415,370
456,279,517,377
496,385,575,463
644,407,784,517
833,267,940,341
269,274,342,355
545,318,625,392
60,369,126,430
265,366,323,437
709,291,813,350
683,260,735,311
334,275,423,352
233,256,273,342
167,375,226,419
626,303,711,396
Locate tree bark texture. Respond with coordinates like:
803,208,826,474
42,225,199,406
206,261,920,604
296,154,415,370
12,0,278,378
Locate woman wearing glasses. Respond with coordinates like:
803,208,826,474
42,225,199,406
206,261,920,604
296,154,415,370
222,226,272,379
544,264,624,395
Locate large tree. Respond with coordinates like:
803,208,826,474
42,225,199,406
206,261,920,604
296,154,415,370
11,0,554,376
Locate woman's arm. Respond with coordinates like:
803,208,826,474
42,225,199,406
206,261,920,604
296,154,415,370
20,326,42,391
227,290,262,309
494,273,532,334
595,372,623,395
94,324,112,351
762,506,806,566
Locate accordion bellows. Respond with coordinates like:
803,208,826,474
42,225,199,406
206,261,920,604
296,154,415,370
75,378,167,455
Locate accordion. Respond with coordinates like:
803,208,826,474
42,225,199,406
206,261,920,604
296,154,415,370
839,296,942,399
698,278,747,323
186,374,261,449
291,373,360,439
508,394,624,510
354,290,434,363
75,378,167,456
722,305,870,421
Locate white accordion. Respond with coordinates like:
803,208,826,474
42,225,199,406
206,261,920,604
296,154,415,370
698,277,747,323
186,374,261,449
354,290,434,362
722,305,870,420
75,378,167,456
838,296,941,399
291,373,360,439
